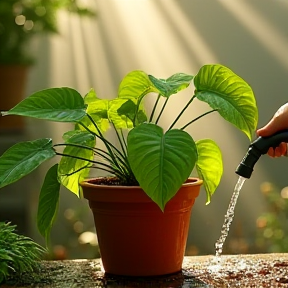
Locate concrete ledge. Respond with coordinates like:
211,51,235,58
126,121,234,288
3,254,288,287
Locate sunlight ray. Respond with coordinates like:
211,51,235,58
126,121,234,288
157,0,218,65
219,0,288,70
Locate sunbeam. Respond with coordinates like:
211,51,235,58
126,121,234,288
219,0,288,71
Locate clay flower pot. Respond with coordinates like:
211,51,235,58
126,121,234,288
81,177,203,276
0,65,29,130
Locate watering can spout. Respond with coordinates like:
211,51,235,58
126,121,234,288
235,129,288,179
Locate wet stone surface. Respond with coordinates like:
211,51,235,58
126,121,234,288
183,253,288,287
4,254,288,287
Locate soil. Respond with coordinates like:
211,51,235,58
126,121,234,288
87,177,139,186
3,254,288,287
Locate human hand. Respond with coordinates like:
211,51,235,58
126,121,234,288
256,103,288,157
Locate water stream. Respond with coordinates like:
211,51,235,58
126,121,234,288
215,176,247,257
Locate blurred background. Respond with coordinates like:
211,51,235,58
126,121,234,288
1,0,288,259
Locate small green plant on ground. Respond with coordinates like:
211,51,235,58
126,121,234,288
0,222,46,284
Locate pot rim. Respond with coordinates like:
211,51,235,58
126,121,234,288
80,177,203,190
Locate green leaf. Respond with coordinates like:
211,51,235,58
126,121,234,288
3,87,87,122
58,131,96,196
76,89,110,133
0,250,14,261
0,138,56,188
37,164,60,243
108,98,147,129
118,70,159,100
148,73,194,97
127,123,197,210
83,88,100,105
62,130,95,144
195,139,223,204
194,64,258,140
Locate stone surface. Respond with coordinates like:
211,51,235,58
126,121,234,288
4,254,288,287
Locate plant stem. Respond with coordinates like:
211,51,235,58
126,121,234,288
54,142,122,170
58,165,91,176
155,97,169,125
168,95,196,130
79,115,126,171
55,152,108,169
149,93,161,122
55,152,125,179
54,143,95,151
85,114,126,159
109,127,135,177
120,129,127,149
78,115,134,180
94,147,130,175
112,123,127,157
180,109,218,130
54,143,127,170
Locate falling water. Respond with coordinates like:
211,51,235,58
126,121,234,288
215,176,246,257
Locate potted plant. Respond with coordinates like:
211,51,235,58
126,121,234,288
0,64,258,276
0,0,94,130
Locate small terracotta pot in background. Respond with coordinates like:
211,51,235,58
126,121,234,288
81,177,202,276
0,65,29,131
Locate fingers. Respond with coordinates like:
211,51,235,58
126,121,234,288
267,147,275,157
267,142,287,158
279,142,287,156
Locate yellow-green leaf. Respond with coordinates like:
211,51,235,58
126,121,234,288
195,139,223,204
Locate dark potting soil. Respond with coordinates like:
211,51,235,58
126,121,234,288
87,177,139,186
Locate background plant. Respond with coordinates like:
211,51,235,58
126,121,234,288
0,0,95,64
0,222,45,284
254,182,288,252
0,64,258,243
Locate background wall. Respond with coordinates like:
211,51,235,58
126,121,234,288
5,0,288,256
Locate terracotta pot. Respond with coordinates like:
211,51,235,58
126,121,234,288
0,65,29,130
81,177,202,276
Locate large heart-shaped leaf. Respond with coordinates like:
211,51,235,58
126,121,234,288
194,64,258,140
195,139,223,204
148,73,194,97
58,130,96,196
127,123,197,210
108,98,147,129
0,138,56,188
2,88,86,122
118,70,159,100
37,164,60,244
